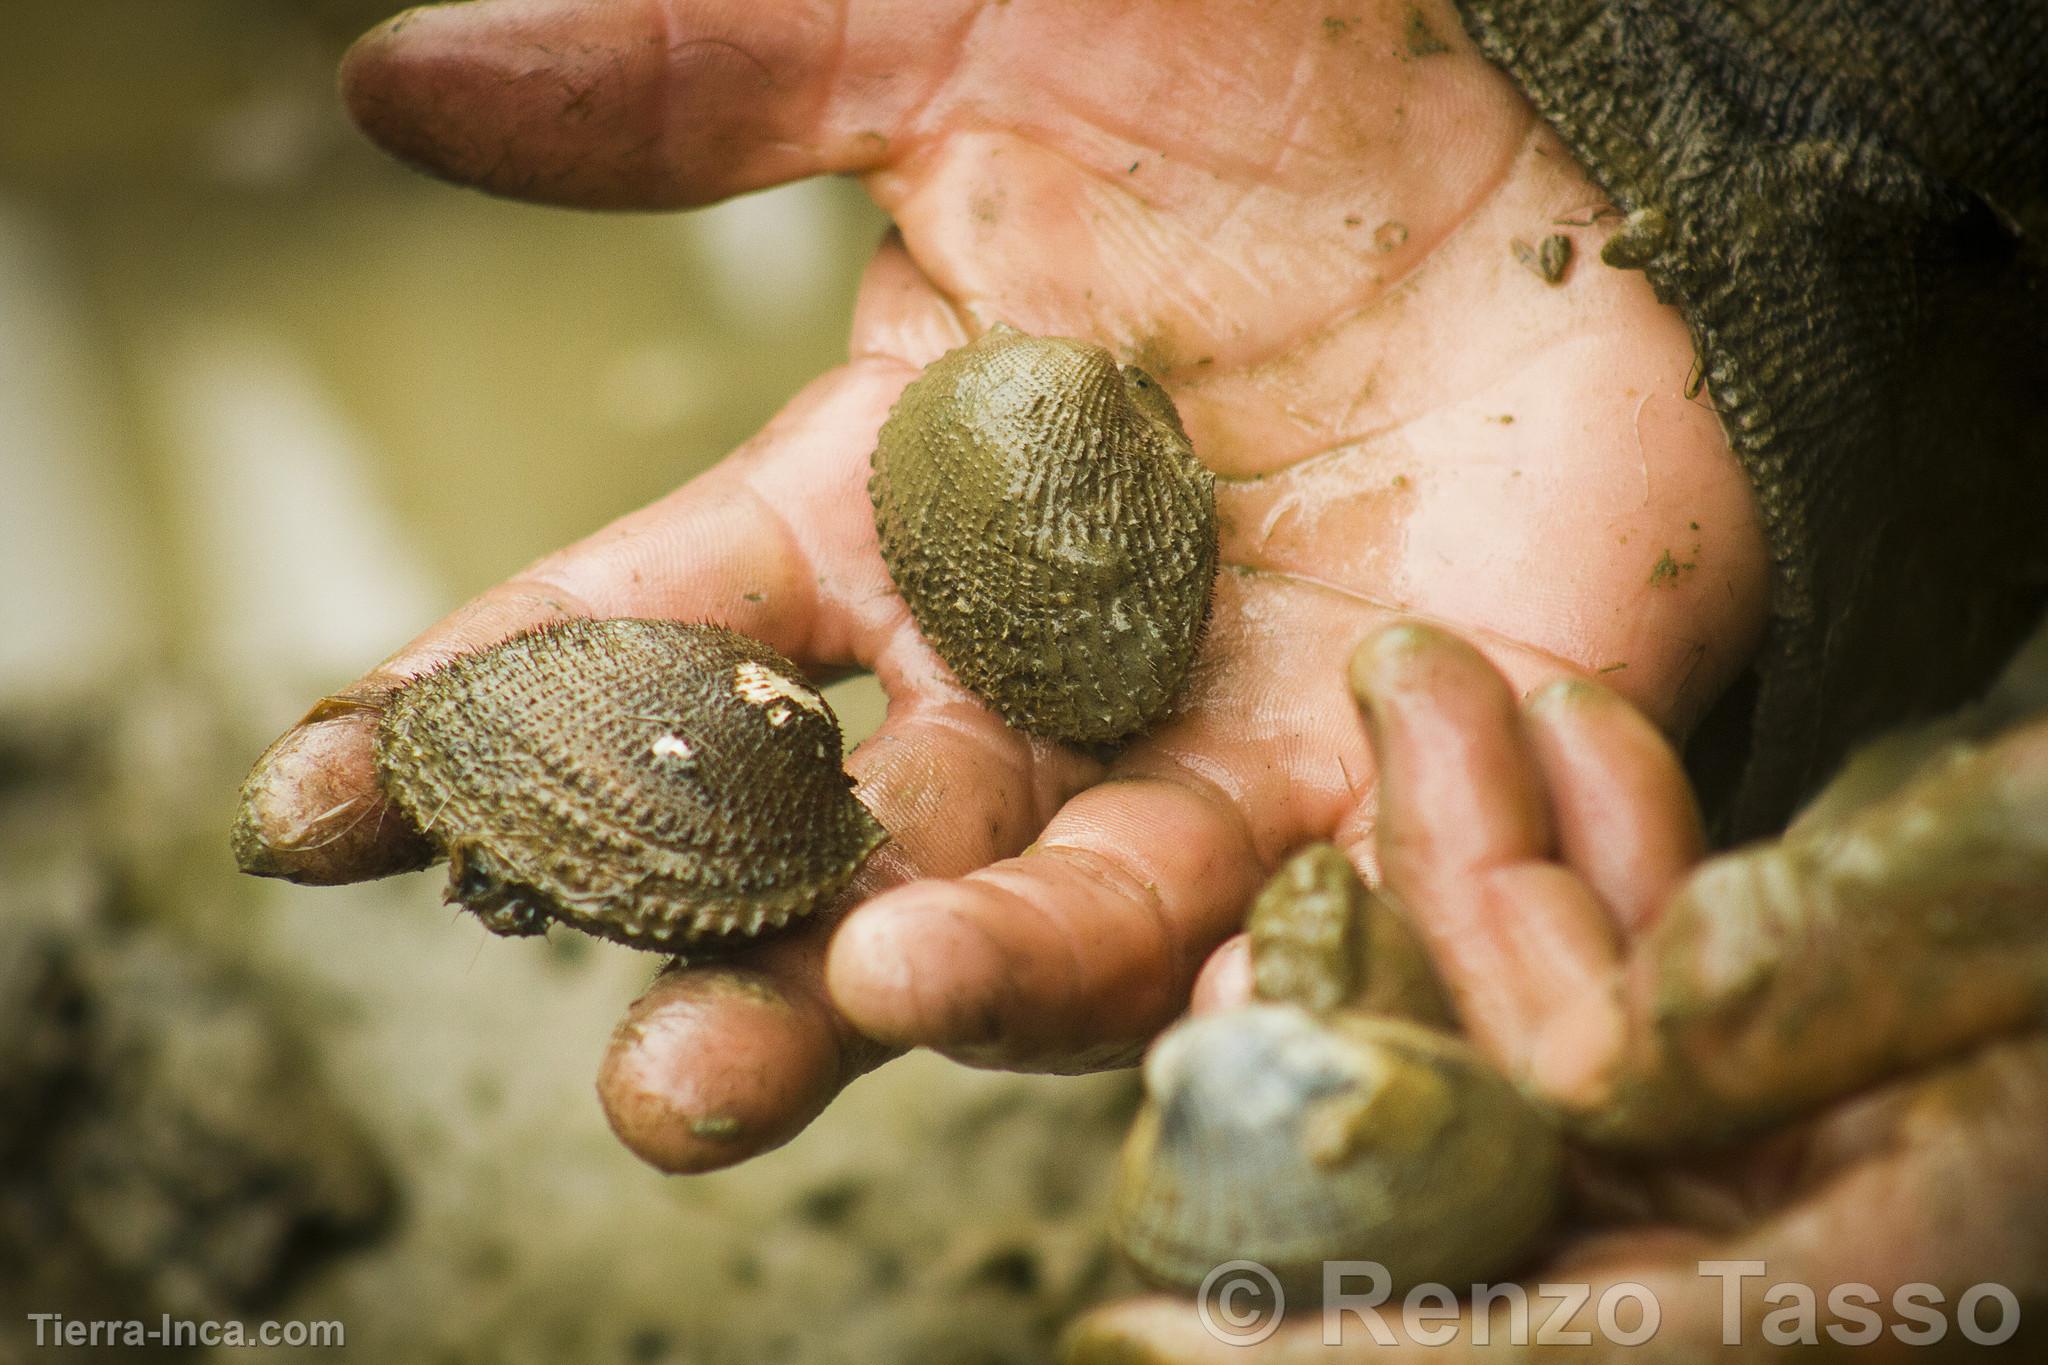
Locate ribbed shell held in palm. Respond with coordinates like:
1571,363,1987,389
870,327,1218,745
373,619,885,951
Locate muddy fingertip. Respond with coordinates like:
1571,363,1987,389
598,968,837,1175
231,705,432,884
1527,676,1605,712
1345,620,1473,706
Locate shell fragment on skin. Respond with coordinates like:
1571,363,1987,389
869,325,1218,745
371,618,886,952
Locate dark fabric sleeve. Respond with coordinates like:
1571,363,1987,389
1450,0,2048,839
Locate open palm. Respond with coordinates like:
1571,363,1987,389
235,0,1766,1171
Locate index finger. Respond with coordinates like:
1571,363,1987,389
1350,621,1623,1082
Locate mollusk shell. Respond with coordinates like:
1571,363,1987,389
1114,1005,1560,1298
869,326,1218,744
373,619,886,951
1249,843,1451,1025
1247,844,1367,1012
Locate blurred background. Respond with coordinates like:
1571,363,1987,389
0,5,1136,1362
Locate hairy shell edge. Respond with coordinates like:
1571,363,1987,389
371,618,887,952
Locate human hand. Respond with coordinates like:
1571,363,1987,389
232,0,1767,1172
1069,623,2048,1361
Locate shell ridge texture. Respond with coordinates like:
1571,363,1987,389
870,327,1218,744
372,618,886,951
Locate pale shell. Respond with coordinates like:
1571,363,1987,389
1114,845,1557,1297
1113,1006,1561,1298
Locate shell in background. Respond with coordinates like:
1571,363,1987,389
1113,1006,1560,1298
869,326,1217,744
1248,844,1365,1012
1249,843,1452,1025
373,618,885,951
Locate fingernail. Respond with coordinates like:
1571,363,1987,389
1528,678,1598,713
1346,621,1444,708
339,4,505,175
1366,620,1440,662
231,708,433,884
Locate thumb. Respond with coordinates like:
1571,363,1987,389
340,0,967,208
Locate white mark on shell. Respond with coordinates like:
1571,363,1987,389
732,660,825,716
767,703,794,728
650,733,696,762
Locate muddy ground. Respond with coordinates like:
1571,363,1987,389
0,689,1142,1365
